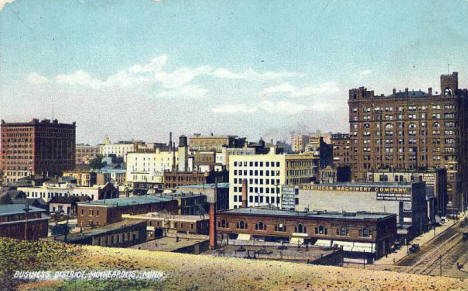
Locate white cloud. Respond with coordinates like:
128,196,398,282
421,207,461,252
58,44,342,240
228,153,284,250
157,84,208,99
26,72,49,84
129,55,168,74
155,66,211,89
0,0,16,11
359,69,372,75
211,68,302,81
260,83,295,96
56,70,105,89
261,81,340,98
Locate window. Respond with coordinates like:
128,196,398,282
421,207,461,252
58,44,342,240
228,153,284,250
255,221,267,230
315,225,327,235
295,224,307,233
361,228,370,237
274,223,286,232
337,226,348,236
237,221,248,229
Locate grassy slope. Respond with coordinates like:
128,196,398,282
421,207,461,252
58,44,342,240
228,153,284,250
1,239,467,290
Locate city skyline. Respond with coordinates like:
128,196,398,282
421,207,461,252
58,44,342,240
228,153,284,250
1,0,468,144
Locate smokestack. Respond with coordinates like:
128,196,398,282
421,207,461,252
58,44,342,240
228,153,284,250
392,88,396,95
169,132,173,152
428,87,432,95
209,202,216,250
241,179,248,208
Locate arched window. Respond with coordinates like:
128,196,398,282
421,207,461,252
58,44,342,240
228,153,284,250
237,221,247,229
385,123,393,129
218,219,228,228
255,221,266,230
433,122,440,128
444,88,452,96
409,123,417,129
361,228,370,237
295,224,307,233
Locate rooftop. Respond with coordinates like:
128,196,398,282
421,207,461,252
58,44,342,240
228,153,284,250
78,193,204,208
301,181,416,189
218,207,395,221
0,204,46,217
60,220,146,241
178,182,229,189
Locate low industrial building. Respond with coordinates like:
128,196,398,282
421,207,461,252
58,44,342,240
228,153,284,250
48,196,91,216
57,220,146,247
216,207,396,263
123,212,210,238
294,182,428,241
0,204,49,240
18,182,118,203
77,193,207,227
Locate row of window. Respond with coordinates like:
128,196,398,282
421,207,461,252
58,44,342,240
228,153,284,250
233,161,281,167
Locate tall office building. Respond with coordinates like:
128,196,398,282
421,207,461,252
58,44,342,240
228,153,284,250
1,119,76,183
348,72,468,212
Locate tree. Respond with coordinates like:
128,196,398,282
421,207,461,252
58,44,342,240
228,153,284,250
89,154,106,169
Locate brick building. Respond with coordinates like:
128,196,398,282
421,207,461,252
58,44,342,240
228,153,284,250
1,119,76,183
76,193,207,227
331,133,351,167
75,144,99,165
57,220,147,247
0,204,49,240
62,170,97,187
189,134,246,152
163,170,228,189
216,208,396,261
348,72,468,212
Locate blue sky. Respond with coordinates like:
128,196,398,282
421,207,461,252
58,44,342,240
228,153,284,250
1,0,468,144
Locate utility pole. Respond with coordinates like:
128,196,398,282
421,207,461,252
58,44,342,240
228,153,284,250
439,255,442,276
24,200,30,240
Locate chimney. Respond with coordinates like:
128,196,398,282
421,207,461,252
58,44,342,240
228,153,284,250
392,88,396,95
169,132,173,152
209,202,216,250
428,87,432,95
241,179,248,208
405,88,408,96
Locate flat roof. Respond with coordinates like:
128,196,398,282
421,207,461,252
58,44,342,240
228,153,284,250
178,182,229,189
62,220,146,241
123,212,209,222
78,193,204,208
218,207,395,221
0,204,46,216
301,182,415,188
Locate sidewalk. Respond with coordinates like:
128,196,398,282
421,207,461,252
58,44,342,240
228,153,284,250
374,215,462,265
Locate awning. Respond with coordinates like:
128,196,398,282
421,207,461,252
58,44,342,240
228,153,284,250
353,242,376,253
333,240,354,251
290,237,304,244
314,239,332,247
237,234,251,241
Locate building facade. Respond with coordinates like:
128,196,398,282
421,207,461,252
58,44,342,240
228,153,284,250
295,182,428,241
331,133,351,167
163,170,228,189
1,119,76,183
62,170,97,187
18,182,118,203
216,208,396,261
228,151,317,209
291,134,310,153
75,144,99,165
0,204,49,240
348,72,468,212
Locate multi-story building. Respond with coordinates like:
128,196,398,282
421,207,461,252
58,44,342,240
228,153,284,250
126,149,178,190
62,170,97,187
367,169,447,218
305,136,333,170
96,168,126,186
0,204,49,240
189,134,246,152
291,134,310,153
331,133,351,167
163,170,228,189
99,140,140,161
216,207,396,262
228,150,317,209
295,182,428,241
18,181,118,203
1,119,76,183
75,144,99,165
348,72,468,212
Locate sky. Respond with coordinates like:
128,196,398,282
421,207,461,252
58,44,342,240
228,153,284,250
1,0,468,145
